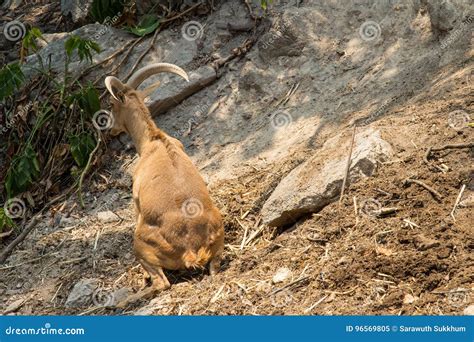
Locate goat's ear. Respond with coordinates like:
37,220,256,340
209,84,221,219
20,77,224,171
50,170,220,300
114,91,126,103
104,76,126,103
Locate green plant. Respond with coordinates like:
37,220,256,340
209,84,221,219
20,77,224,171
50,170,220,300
260,0,273,10
0,208,15,232
67,82,101,118
4,144,40,198
63,36,101,102
126,14,160,37
65,35,101,63
69,132,96,168
0,63,25,101
1,26,102,210
66,83,100,169
22,27,45,52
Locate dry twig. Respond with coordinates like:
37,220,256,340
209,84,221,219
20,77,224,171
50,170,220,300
404,178,443,201
339,126,357,202
450,184,466,222
424,142,474,165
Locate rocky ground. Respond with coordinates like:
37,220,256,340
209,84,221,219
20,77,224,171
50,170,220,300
0,0,473,315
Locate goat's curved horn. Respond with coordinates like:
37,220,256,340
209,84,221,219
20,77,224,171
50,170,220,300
126,63,189,90
105,76,126,101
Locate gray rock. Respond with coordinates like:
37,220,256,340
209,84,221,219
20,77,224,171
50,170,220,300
65,279,99,307
261,128,393,227
20,20,204,117
258,14,305,62
92,287,131,307
61,0,94,23
97,210,120,223
59,215,77,228
22,24,134,81
148,65,217,116
133,295,171,315
425,0,461,34
110,287,131,306
3,298,26,314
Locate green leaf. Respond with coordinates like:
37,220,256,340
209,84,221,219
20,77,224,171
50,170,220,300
5,144,41,198
0,62,25,101
0,208,16,232
65,35,101,63
260,0,273,10
65,36,80,57
126,15,160,37
21,27,46,55
69,83,100,118
69,132,96,168
85,85,101,116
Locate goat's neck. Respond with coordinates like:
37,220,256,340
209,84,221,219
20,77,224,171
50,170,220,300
125,111,156,155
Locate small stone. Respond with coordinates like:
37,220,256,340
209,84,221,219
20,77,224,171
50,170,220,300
4,298,26,314
463,305,474,315
415,235,440,251
437,247,452,259
110,288,131,306
59,215,77,228
97,211,120,223
65,279,99,307
403,294,416,304
272,267,292,284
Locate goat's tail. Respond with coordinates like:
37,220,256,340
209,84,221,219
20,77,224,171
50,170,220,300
182,247,212,269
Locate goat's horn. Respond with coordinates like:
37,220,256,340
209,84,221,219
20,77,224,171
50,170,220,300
105,76,126,101
126,63,189,90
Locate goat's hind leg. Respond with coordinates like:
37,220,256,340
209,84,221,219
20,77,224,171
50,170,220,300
116,262,170,308
209,255,222,277
209,229,224,277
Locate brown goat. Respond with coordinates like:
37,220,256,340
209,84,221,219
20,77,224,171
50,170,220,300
104,63,224,307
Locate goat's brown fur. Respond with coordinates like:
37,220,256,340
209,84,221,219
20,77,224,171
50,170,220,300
107,83,224,308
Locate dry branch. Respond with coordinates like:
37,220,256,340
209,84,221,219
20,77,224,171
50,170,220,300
0,216,39,264
404,178,443,201
424,142,474,164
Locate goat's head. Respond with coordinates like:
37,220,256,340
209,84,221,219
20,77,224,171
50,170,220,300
104,63,189,136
